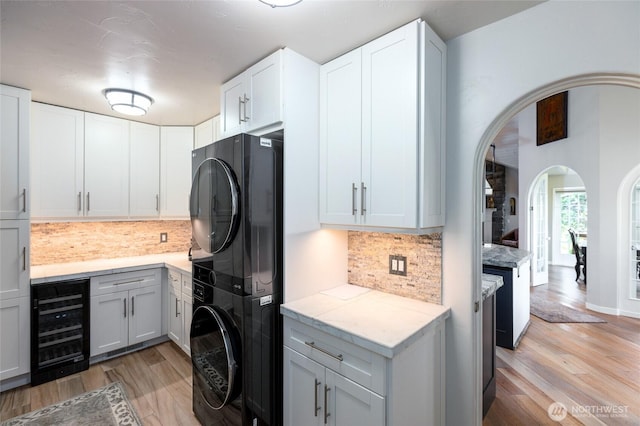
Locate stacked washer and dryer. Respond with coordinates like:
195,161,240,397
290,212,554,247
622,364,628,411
189,133,283,426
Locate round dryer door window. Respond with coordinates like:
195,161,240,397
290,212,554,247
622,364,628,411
190,305,242,409
190,158,240,253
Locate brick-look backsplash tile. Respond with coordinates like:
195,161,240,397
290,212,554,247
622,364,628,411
31,221,191,265
348,231,442,303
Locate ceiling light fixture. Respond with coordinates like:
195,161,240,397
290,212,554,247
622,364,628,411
259,0,302,8
103,89,153,116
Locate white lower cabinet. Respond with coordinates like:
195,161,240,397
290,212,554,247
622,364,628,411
283,316,445,426
167,269,192,356
90,269,162,357
0,296,30,383
284,347,384,426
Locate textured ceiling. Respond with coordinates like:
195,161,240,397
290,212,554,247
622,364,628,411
0,0,543,126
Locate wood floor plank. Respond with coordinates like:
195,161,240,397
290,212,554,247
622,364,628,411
56,376,85,401
80,363,109,391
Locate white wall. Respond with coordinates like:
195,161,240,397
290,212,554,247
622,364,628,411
519,85,640,311
444,1,640,425
518,87,599,254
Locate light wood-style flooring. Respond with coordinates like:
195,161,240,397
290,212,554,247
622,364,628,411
2,265,638,425
484,265,640,425
0,342,199,425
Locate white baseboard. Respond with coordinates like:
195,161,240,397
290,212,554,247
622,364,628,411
585,302,619,316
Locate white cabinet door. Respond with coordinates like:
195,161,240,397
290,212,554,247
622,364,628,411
0,85,30,220
160,126,193,218
168,283,182,345
361,20,419,228
326,369,385,426
0,296,30,381
246,50,282,133
181,295,192,356
128,284,162,345
0,221,29,300
90,291,128,356
283,347,324,426
84,113,130,217
319,50,362,226
220,74,245,137
130,122,160,217
31,103,84,218
220,50,283,138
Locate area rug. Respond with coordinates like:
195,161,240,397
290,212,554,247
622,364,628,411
1,382,141,426
530,294,606,323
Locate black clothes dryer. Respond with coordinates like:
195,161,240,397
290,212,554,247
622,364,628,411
190,134,283,426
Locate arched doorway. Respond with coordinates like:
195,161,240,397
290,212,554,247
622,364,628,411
473,79,640,422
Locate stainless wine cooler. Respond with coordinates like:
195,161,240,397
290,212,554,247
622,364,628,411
31,279,90,385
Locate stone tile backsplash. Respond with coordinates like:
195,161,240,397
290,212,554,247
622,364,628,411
348,231,442,304
31,221,191,266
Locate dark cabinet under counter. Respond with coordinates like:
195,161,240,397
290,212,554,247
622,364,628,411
31,279,90,386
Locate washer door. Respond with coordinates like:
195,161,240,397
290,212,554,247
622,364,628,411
190,158,240,254
190,305,242,409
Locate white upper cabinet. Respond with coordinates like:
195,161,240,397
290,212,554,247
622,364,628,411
31,103,84,218
319,20,446,233
1,85,30,220
194,115,221,149
319,50,362,225
84,113,130,217
130,122,160,217
220,50,283,137
160,126,193,218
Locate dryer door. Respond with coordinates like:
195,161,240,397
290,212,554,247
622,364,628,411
190,305,242,409
190,158,240,254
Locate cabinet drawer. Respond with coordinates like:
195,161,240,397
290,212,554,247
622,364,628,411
91,268,161,296
283,317,385,395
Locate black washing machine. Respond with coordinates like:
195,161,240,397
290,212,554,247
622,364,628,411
190,133,283,426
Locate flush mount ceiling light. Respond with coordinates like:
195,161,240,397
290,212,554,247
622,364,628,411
103,89,153,116
259,0,302,7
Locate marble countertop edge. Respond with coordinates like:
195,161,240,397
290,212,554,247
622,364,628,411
281,292,450,358
30,252,192,284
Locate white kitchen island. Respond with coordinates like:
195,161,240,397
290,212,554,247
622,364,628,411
280,285,450,426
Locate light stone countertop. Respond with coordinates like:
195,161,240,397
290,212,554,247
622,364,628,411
482,273,504,301
482,244,532,269
280,285,450,358
30,252,193,284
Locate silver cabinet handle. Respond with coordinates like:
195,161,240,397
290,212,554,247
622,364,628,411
324,385,330,424
304,341,344,361
361,182,367,216
22,188,26,212
352,183,358,216
86,192,90,212
239,96,245,123
243,94,250,121
175,298,180,317
123,298,127,318
314,379,321,417
77,192,82,212
131,296,135,316
156,194,159,211
22,247,26,271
